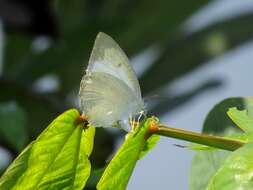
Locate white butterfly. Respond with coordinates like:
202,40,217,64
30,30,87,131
79,32,145,131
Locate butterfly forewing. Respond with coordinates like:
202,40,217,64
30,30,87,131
79,32,145,130
87,32,142,99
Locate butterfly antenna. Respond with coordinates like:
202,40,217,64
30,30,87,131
133,115,139,131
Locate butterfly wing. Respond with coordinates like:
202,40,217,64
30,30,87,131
79,72,144,130
87,32,142,99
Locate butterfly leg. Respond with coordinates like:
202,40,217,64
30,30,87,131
137,110,145,124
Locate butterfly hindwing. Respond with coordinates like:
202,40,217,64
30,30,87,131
79,72,144,130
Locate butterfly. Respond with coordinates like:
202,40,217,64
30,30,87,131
79,32,145,131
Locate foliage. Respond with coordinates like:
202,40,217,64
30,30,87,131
190,97,253,190
2,0,249,155
1,0,253,189
0,109,94,190
206,141,253,190
2,96,253,190
97,118,159,190
205,106,253,190
4,96,253,190
0,111,159,190
0,0,224,179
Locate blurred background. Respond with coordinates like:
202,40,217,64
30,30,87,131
0,0,253,189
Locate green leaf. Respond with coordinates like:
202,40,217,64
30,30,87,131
0,102,28,151
0,109,93,190
227,107,253,134
206,141,253,190
190,97,253,190
97,117,158,190
83,125,96,157
191,149,231,190
139,134,160,159
203,107,253,190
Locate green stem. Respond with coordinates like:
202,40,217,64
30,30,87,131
155,124,245,151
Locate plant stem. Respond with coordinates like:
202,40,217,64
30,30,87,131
155,124,245,151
